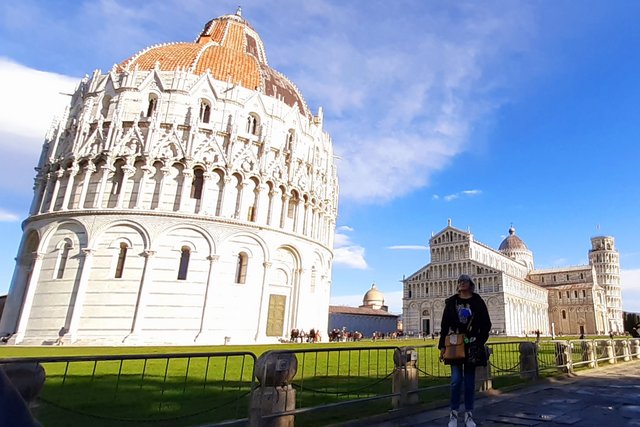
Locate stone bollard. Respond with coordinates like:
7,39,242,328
1,363,46,405
250,351,297,427
475,346,492,392
606,339,616,364
632,339,640,359
554,342,572,373
519,342,538,380
392,347,419,409
621,340,631,362
580,341,597,368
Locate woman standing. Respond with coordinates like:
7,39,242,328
439,274,492,427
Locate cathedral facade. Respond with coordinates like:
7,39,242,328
403,220,624,337
0,10,338,345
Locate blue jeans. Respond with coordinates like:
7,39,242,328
450,363,476,412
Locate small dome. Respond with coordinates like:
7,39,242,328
363,283,384,306
499,226,528,251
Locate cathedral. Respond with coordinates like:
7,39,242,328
403,220,624,337
0,9,339,345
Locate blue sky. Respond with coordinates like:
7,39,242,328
0,1,639,314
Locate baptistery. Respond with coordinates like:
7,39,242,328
0,9,338,345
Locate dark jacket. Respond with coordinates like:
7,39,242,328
438,293,491,350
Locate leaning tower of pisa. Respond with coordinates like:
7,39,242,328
0,9,339,345
589,236,623,333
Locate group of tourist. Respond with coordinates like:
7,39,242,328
289,328,321,343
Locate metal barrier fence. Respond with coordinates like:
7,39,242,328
1,352,256,427
2,339,639,426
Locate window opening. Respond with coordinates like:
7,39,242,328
235,252,248,284
177,246,190,280
191,169,204,199
56,242,72,279
115,242,128,278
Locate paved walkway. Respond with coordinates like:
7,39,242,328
373,359,640,426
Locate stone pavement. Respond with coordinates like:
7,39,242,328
372,359,640,426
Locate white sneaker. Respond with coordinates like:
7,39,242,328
464,411,476,427
448,410,458,427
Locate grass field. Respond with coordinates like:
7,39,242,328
0,336,627,426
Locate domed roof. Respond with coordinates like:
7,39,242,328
363,283,384,304
118,9,310,117
499,226,528,251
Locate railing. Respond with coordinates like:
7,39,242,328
2,339,639,426
1,351,257,427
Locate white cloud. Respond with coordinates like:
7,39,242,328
0,57,78,152
387,245,428,251
434,189,483,202
275,3,536,203
0,209,20,222
333,226,368,269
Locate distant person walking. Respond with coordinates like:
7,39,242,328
439,274,492,427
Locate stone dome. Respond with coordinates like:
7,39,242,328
119,9,310,117
363,283,384,306
499,226,528,251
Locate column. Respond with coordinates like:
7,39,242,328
280,194,290,228
47,169,65,212
266,190,276,226
134,165,153,209
77,162,96,209
0,254,34,334
29,175,47,215
129,250,156,335
178,168,193,212
196,255,220,341
218,177,230,217
302,202,310,236
94,164,112,208
14,252,45,343
253,261,272,341
37,173,53,213
67,248,95,342
116,165,135,208
61,163,79,210
234,181,245,219
197,172,211,214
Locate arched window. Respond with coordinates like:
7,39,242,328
235,252,248,284
55,241,72,279
191,168,204,199
199,100,211,123
177,246,190,280
146,94,158,117
562,310,567,320
246,114,259,135
115,242,128,278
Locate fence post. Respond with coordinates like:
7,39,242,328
606,339,616,364
632,339,640,359
519,342,538,380
622,340,631,362
475,345,492,391
250,351,297,427
581,341,596,368
392,347,419,409
554,341,572,373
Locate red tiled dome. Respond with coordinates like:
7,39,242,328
119,11,310,117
